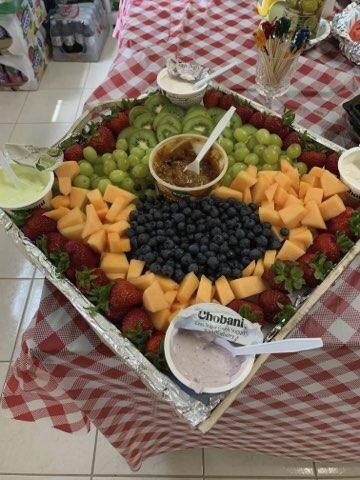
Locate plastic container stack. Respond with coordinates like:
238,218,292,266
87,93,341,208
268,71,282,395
0,0,50,90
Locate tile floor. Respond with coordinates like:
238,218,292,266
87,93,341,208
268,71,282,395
0,33,358,480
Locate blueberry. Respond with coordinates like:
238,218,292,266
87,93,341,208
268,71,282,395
235,228,245,239
130,238,138,249
141,244,151,253
194,233,203,241
162,249,172,260
213,234,223,244
229,235,238,246
174,213,185,223
227,198,236,206
189,244,199,255
221,265,231,276
221,242,229,252
232,269,243,278
242,257,250,265
130,211,138,221
174,248,183,259
213,227,222,236
271,240,282,250
262,222,271,229
179,200,187,209
187,225,196,234
280,227,289,236
219,254,227,262
154,211,162,220
210,208,219,218
209,243,219,252
192,210,202,220
188,263,198,273
170,203,179,212
178,221,185,230
174,270,184,282
227,207,237,216
200,244,208,253
239,238,250,248
149,262,161,273
250,248,261,260
138,233,150,244
249,203,257,211
253,225,262,234
247,231,255,240
256,235,268,247
163,239,174,249
162,265,174,277
183,207,192,215
197,253,206,265
263,228,272,238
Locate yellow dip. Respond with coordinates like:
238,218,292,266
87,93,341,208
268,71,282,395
0,164,50,208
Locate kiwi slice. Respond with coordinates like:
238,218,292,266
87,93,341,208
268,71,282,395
183,109,211,124
207,107,226,118
144,94,170,114
161,104,185,117
182,115,213,136
129,129,157,150
210,109,242,131
133,112,155,129
153,111,170,129
129,106,150,125
117,126,140,140
186,105,208,116
156,113,182,131
156,123,180,142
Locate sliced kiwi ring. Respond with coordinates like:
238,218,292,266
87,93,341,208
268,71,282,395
182,115,213,136
155,113,182,131
161,104,185,117
133,111,155,129
144,94,170,114
186,105,209,116
207,107,226,118
153,111,173,129
183,109,212,124
156,123,180,142
129,106,150,125
129,128,157,150
117,126,140,140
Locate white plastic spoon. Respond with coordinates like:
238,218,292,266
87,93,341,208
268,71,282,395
214,337,323,357
193,60,239,89
0,151,22,188
184,105,236,175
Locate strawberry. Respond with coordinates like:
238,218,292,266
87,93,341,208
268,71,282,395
145,332,168,372
236,104,255,123
65,266,76,282
298,253,333,288
227,299,265,326
327,207,354,237
104,112,129,135
109,279,142,315
258,290,291,323
282,131,304,150
23,210,57,241
76,267,109,294
263,110,295,139
36,232,70,275
299,150,326,169
45,232,68,252
325,152,340,176
121,308,153,351
249,111,265,129
64,240,99,270
203,89,223,108
87,125,115,155
263,260,305,294
218,94,236,110
309,233,341,263
63,143,83,162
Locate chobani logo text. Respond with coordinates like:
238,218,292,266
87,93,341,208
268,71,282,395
198,310,245,328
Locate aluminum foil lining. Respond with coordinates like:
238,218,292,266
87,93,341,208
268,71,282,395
166,57,208,82
0,85,345,428
3,144,63,171
332,2,360,66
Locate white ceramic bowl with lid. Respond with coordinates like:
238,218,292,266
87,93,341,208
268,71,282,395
157,68,207,107
338,147,360,199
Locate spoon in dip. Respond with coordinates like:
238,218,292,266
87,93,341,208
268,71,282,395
0,151,22,188
184,105,236,175
193,60,239,89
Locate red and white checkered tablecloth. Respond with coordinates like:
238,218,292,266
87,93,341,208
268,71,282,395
2,0,360,471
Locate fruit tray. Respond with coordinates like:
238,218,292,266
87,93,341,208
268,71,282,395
0,84,359,432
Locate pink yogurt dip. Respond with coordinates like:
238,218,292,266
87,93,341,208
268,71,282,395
170,329,245,393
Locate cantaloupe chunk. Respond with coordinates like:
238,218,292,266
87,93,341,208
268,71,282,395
304,187,324,206
280,159,294,173
319,194,346,221
129,272,155,290
242,260,256,276
51,195,70,209
58,207,86,229
274,186,289,208
44,207,70,221
253,258,264,277
126,259,145,280
258,170,277,182
100,252,129,274
155,275,178,291
59,223,84,241
252,177,270,204
288,186,298,196
143,281,168,313
171,302,187,312
212,186,243,202
243,187,252,204
262,200,275,209
298,181,311,199
107,232,123,253
302,174,317,186
276,240,305,261
275,171,292,190
264,183,278,202
102,220,129,235
87,189,104,209
214,275,235,305
279,204,306,229
115,204,136,221
70,187,88,209
118,238,130,252
106,272,126,280
106,197,129,222
195,275,212,303
103,184,136,204
308,166,324,178
230,171,257,191
151,309,171,331
263,250,277,270
177,272,199,303
289,227,313,250
259,206,282,226
56,161,80,179
230,276,267,299
87,229,107,253
164,290,177,307
82,204,103,239
245,165,257,177
95,203,109,220
320,170,348,198
58,176,72,195
301,200,326,229
284,194,303,207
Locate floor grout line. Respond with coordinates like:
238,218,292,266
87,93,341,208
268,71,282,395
90,428,99,480
313,461,318,479
13,91,29,125
202,448,205,480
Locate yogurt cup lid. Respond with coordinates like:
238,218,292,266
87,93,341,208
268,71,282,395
338,147,360,195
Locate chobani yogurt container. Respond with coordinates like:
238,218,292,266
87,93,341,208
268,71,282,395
157,68,207,107
338,147,360,200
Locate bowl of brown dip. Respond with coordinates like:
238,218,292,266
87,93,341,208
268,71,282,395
149,134,228,199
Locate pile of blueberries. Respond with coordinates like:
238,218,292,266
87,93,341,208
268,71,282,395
127,195,282,283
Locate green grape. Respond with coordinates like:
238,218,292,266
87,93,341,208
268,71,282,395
242,124,257,135
234,146,250,162
98,178,112,194
269,134,283,147
253,144,266,158
227,155,236,168
234,141,247,150
103,159,117,175
130,147,146,159
219,137,233,154
244,153,260,166
261,163,276,171
91,176,101,189
94,164,105,176
247,136,258,152
73,174,91,189
230,162,246,176
102,153,113,163
128,154,140,167
121,177,135,192
234,127,249,143
83,146,98,164
222,127,233,139
141,155,150,166
117,156,130,171
112,149,128,163
78,161,94,177
295,161,308,175
221,173,232,186
272,145,282,154
286,143,302,159
131,164,149,179
262,146,279,165
255,128,271,145
279,154,292,164
145,188,156,198
109,169,127,184
116,138,128,150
